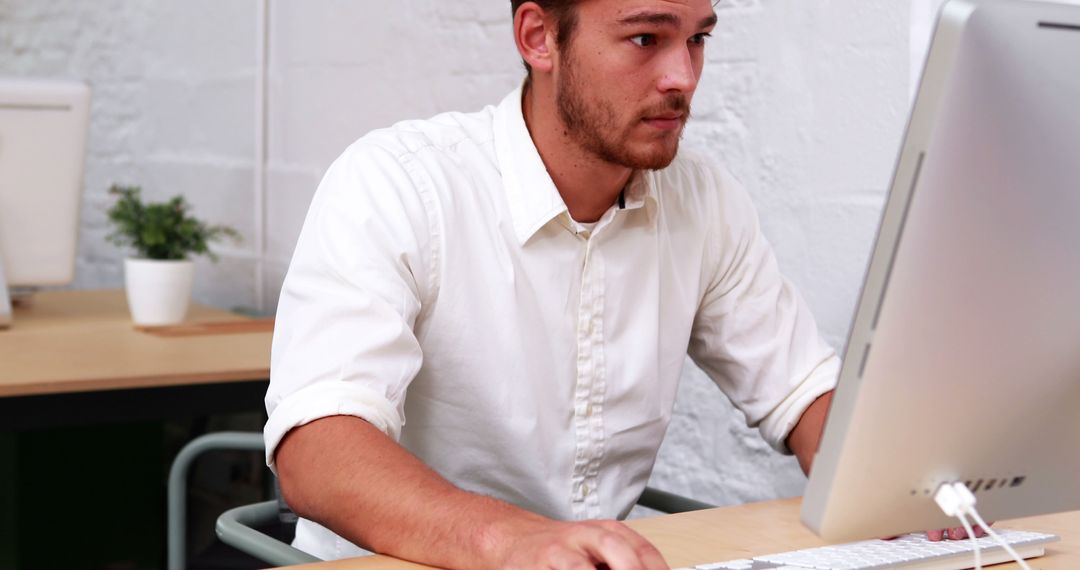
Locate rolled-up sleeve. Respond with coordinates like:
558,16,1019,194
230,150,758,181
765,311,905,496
687,164,839,453
264,142,437,472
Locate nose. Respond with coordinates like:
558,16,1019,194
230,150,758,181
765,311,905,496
657,45,699,94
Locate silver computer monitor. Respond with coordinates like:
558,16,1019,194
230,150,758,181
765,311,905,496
0,78,90,327
802,0,1080,542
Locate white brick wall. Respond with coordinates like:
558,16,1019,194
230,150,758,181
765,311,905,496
650,0,909,510
0,0,260,310
1,0,911,515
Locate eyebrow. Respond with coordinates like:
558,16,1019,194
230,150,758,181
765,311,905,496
618,11,718,30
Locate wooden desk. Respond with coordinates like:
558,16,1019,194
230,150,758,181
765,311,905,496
285,498,1080,569
0,288,271,397
0,289,272,429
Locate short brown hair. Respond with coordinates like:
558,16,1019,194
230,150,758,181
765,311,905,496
510,1,580,75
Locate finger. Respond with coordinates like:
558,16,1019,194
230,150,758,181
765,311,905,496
542,537,602,570
974,521,994,538
546,547,599,570
927,529,946,542
575,527,648,570
596,522,669,570
948,527,968,540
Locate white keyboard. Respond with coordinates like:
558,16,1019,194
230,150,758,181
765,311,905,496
678,528,1059,570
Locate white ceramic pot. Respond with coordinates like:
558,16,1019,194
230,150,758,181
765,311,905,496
124,258,195,326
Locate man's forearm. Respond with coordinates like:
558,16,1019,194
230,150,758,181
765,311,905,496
786,390,834,475
275,415,548,569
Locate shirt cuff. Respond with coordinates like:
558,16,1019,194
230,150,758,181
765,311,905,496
264,382,404,474
758,355,841,454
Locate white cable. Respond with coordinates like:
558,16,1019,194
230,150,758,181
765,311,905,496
934,481,981,570
955,511,981,570
940,482,1034,570
964,500,1033,570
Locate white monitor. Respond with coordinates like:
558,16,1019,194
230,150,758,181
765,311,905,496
0,78,90,327
802,0,1080,541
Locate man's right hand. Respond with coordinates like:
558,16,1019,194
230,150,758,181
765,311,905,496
277,416,670,570
926,524,990,541
487,518,670,570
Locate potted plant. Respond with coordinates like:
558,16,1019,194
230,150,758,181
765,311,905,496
106,184,240,326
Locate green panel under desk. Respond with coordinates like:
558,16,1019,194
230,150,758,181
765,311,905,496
0,380,271,570
0,431,17,570
2,422,165,570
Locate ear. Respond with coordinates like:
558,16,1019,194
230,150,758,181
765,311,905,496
513,2,556,74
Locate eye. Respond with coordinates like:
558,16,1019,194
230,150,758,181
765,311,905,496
630,34,656,47
689,32,712,46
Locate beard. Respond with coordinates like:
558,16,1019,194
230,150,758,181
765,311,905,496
556,51,690,171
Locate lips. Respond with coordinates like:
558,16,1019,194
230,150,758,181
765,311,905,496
642,94,690,131
643,114,685,131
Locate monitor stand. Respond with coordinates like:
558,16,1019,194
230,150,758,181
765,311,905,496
0,250,11,329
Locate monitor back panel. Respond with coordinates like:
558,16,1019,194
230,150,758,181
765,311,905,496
0,79,89,287
803,0,1080,542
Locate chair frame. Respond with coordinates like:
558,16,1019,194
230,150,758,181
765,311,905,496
169,432,717,568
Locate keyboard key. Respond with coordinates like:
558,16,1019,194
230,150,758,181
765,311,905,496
689,528,1058,570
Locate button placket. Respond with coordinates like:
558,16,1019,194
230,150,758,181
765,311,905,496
571,236,606,519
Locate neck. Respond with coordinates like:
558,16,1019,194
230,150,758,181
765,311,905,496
522,82,633,224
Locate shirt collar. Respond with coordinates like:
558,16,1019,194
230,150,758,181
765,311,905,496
493,83,568,246
621,169,659,223
493,83,660,245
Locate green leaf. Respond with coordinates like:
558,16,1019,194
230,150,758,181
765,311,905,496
105,184,242,261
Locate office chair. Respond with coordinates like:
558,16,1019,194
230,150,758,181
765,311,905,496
169,432,717,568
167,432,289,570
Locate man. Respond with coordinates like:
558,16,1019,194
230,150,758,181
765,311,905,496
266,1,839,567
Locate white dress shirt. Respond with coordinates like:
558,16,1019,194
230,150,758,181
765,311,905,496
265,85,840,560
